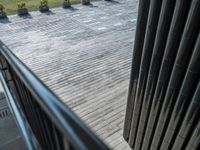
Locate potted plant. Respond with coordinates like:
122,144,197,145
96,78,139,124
0,4,7,18
16,1,28,16
63,0,71,8
39,0,49,12
82,0,90,5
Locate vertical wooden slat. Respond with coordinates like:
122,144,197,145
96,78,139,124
172,80,200,150
150,0,200,148
134,0,176,149
124,0,200,149
123,0,150,140
141,0,192,148
185,119,200,150
128,0,163,147
160,2,200,147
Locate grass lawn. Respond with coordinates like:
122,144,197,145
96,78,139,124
0,0,98,15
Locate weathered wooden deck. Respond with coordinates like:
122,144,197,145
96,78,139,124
0,0,138,149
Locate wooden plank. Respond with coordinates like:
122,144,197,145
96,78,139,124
0,0,138,149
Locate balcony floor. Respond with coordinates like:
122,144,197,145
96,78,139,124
0,0,138,149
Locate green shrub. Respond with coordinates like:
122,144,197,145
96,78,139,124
16,1,26,9
40,0,48,6
0,4,5,11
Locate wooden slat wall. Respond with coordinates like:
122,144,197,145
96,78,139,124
123,0,200,149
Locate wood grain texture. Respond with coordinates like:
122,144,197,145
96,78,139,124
0,0,138,149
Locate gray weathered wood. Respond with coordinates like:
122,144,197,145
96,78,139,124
0,0,138,149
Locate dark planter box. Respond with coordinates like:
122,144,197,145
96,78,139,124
17,8,28,16
0,11,7,19
39,5,49,12
82,0,90,5
63,1,71,8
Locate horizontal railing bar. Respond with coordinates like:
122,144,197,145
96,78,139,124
0,40,109,150
0,71,37,150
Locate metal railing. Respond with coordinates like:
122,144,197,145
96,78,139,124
0,40,109,150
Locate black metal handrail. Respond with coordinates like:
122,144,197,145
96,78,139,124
0,71,39,150
0,40,109,150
